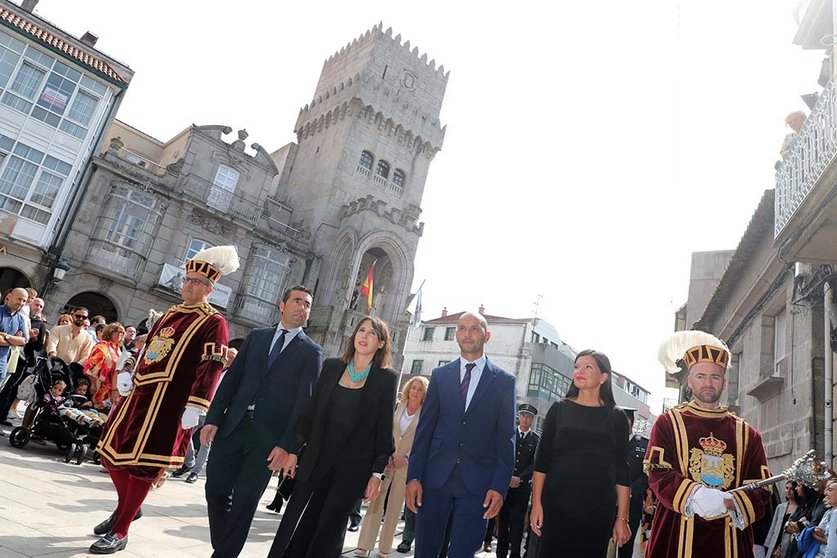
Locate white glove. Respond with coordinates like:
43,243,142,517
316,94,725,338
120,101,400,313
181,406,201,429
116,372,133,396
686,486,729,519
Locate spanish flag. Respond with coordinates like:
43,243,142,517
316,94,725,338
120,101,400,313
359,260,376,313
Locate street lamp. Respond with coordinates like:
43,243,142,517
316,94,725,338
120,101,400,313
42,260,70,298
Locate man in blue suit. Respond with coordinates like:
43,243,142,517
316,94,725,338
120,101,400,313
202,285,323,558
406,311,517,558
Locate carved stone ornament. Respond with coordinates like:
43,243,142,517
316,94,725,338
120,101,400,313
166,158,185,174
190,210,232,237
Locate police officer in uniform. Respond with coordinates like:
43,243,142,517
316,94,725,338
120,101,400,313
619,407,648,558
496,403,540,558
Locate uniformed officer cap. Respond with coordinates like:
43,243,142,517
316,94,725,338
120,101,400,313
518,403,538,416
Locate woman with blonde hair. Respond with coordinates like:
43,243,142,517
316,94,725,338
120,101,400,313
356,374,430,558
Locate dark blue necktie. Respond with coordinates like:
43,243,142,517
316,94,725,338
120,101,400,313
268,329,288,366
461,362,475,406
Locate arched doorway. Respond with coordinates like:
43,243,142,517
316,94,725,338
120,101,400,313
62,292,118,323
350,248,392,314
0,267,31,294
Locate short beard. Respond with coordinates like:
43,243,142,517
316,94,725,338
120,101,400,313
693,390,721,405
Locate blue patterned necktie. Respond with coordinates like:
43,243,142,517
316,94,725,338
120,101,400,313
461,362,475,406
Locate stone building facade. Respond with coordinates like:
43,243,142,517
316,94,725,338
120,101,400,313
20,24,447,363
0,0,133,293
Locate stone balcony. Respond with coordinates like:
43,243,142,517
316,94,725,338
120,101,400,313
84,239,145,282
180,175,262,228
774,79,837,263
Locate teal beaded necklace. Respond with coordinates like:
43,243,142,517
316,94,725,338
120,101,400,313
347,360,371,382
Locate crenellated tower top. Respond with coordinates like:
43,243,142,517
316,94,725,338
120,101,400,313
297,23,448,151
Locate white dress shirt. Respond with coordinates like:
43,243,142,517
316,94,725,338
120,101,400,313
269,324,302,354
459,355,486,411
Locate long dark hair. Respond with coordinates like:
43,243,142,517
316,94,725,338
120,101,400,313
564,349,616,407
340,316,392,370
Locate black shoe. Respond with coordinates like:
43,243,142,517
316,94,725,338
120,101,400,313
93,509,143,535
89,533,128,554
347,518,360,532
396,541,412,553
185,472,198,484
0,420,12,427
171,464,191,478
266,500,282,513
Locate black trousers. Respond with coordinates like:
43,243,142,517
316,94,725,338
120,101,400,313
497,486,531,558
205,417,275,558
268,467,358,558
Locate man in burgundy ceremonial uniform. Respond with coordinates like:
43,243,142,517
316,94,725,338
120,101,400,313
89,246,239,555
645,331,771,558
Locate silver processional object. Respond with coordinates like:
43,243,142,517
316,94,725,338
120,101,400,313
728,450,829,493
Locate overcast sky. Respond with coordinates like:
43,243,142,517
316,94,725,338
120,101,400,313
33,0,823,411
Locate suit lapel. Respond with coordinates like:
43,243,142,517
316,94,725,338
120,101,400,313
466,358,497,414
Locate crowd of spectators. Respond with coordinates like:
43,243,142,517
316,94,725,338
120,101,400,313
0,287,147,438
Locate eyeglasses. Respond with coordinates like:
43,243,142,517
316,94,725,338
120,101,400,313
182,277,210,287
72,314,88,319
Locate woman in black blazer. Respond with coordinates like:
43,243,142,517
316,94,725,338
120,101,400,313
268,316,398,558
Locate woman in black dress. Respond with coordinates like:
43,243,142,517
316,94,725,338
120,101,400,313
268,316,398,558
530,349,631,557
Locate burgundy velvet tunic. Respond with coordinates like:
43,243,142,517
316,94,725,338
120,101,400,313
97,302,228,479
644,402,771,558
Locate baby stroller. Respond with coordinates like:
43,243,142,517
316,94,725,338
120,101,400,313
7,357,90,464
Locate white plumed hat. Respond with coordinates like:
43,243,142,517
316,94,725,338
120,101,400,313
658,330,730,373
185,245,240,282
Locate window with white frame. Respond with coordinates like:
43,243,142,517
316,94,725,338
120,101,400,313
240,245,292,303
376,160,390,179
0,136,72,225
185,239,212,262
774,308,787,370
0,32,105,141
411,360,423,374
213,164,239,191
101,186,160,250
208,164,240,212
393,168,405,187
359,150,373,170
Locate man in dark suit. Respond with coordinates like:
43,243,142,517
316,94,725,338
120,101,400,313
496,403,539,558
202,285,323,558
619,408,648,558
406,311,516,558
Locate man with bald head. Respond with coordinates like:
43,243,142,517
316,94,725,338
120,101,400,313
0,288,29,388
406,311,517,558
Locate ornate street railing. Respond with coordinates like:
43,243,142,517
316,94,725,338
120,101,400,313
775,79,837,237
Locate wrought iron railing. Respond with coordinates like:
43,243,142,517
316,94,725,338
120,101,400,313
234,294,279,325
84,239,146,279
775,79,837,236
180,175,262,227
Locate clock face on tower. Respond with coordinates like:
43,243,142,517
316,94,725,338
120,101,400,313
400,70,417,90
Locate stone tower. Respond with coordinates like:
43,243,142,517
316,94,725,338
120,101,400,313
278,24,448,366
